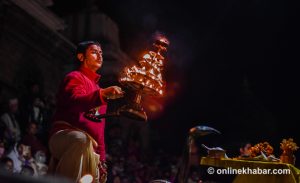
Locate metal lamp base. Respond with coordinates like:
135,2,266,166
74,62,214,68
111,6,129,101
119,103,147,121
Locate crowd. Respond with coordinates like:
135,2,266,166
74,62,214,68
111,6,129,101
0,83,208,183
0,83,52,177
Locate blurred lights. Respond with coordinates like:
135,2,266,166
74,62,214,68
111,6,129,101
79,174,93,183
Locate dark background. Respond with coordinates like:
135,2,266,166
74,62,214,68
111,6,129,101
51,0,300,163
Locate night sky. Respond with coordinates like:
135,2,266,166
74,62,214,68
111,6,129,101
52,0,300,162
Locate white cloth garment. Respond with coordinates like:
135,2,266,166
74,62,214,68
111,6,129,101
1,113,21,142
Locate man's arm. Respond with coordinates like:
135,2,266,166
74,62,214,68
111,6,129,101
63,73,106,112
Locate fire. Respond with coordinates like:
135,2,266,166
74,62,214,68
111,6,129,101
118,34,170,121
159,90,163,95
143,53,151,59
149,69,154,75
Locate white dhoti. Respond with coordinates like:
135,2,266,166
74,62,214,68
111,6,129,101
48,122,101,183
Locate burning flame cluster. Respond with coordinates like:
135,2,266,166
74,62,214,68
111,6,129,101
280,138,299,155
249,142,274,157
119,51,165,95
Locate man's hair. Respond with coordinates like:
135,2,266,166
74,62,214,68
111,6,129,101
76,41,101,55
26,122,37,129
0,157,13,164
20,165,34,176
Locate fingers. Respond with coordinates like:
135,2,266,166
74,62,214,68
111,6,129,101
111,88,124,99
104,86,125,99
112,86,124,95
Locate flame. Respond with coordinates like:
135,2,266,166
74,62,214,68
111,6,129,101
149,69,154,75
119,36,169,98
159,90,163,95
160,38,169,45
143,53,151,59
157,73,162,80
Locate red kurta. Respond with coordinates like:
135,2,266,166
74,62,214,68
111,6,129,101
50,66,107,161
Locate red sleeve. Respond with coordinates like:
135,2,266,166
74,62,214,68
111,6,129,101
63,73,106,112
99,89,107,105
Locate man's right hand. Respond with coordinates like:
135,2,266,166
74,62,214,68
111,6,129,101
101,86,124,100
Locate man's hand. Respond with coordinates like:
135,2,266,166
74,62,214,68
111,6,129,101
101,86,124,100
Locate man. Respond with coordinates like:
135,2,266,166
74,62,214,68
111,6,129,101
48,41,124,183
0,97,21,147
21,122,47,156
0,157,14,174
6,142,25,173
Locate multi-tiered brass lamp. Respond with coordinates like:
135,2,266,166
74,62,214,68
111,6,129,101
118,36,170,121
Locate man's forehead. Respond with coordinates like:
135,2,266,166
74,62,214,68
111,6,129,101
87,44,102,51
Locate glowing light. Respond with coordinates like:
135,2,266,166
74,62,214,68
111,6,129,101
143,54,151,59
132,65,138,71
149,69,154,75
148,104,158,112
160,38,167,43
119,36,169,116
79,174,93,183
157,74,162,80
159,90,163,95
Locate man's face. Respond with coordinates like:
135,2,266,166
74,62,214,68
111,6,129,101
79,44,103,72
28,123,37,135
9,99,18,113
31,84,40,94
5,161,13,174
